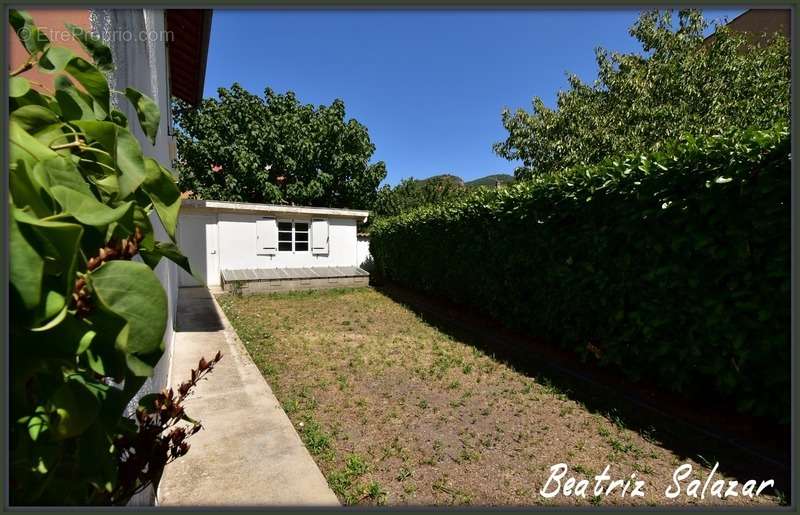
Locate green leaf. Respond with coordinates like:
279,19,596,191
10,76,30,97
88,261,167,365
124,87,160,145
50,378,100,440
38,46,75,74
10,106,61,134
64,57,110,119
84,348,106,376
26,408,50,441
14,209,83,301
74,121,146,199
54,76,96,121
50,186,133,227
65,23,114,73
9,9,49,54
9,158,53,218
110,109,128,128
142,158,180,239
30,292,68,332
9,120,58,169
10,85,50,112
9,207,45,312
32,156,92,196
140,241,195,278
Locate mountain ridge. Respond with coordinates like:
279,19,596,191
414,173,515,188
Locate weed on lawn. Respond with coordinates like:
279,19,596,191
218,288,781,506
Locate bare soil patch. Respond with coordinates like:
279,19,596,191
217,288,783,507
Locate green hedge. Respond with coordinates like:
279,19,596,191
371,127,790,422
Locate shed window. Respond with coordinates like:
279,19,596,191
278,220,310,252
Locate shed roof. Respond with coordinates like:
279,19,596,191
182,199,370,221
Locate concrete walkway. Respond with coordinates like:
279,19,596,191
158,287,339,506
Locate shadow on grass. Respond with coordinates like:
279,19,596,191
374,282,790,501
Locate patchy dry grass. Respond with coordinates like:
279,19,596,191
218,288,780,507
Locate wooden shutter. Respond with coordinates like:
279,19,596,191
311,218,329,254
255,217,277,255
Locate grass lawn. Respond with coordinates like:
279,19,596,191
217,288,781,507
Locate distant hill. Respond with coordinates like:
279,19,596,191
414,173,514,188
465,174,515,188
416,174,464,186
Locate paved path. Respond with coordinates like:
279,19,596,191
158,287,339,506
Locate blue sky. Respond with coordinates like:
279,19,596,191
204,9,741,186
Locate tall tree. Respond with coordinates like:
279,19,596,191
172,83,387,209
495,9,790,178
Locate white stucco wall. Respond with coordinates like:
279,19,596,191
97,7,178,397
177,210,363,286
92,8,178,506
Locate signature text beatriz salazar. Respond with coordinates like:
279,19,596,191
540,463,774,500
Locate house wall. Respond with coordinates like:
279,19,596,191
177,210,362,286
94,6,179,410
89,9,178,506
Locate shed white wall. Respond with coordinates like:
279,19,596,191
178,211,362,286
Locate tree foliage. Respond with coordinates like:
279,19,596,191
373,175,468,218
373,126,790,423
172,84,387,209
9,11,211,504
495,9,790,178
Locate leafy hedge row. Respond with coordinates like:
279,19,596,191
371,127,790,422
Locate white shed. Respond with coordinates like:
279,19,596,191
177,199,370,292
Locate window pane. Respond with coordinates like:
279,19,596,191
278,241,292,251
278,231,292,241
295,242,309,251
295,232,308,242
294,222,309,231
278,222,292,231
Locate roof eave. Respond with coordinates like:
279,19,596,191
181,199,370,222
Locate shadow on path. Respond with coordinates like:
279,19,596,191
176,287,225,332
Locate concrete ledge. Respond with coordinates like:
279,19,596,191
157,287,339,506
228,275,369,295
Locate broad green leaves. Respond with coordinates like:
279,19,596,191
50,187,133,227
9,212,45,311
89,261,167,363
74,121,146,198
124,88,160,144
10,105,61,132
65,57,110,118
50,378,101,440
66,23,114,73
8,10,195,505
142,158,179,239
10,76,30,97
9,9,49,54
140,241,195,278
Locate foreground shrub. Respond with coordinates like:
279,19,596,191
9,11,219,504
371,126,789,423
